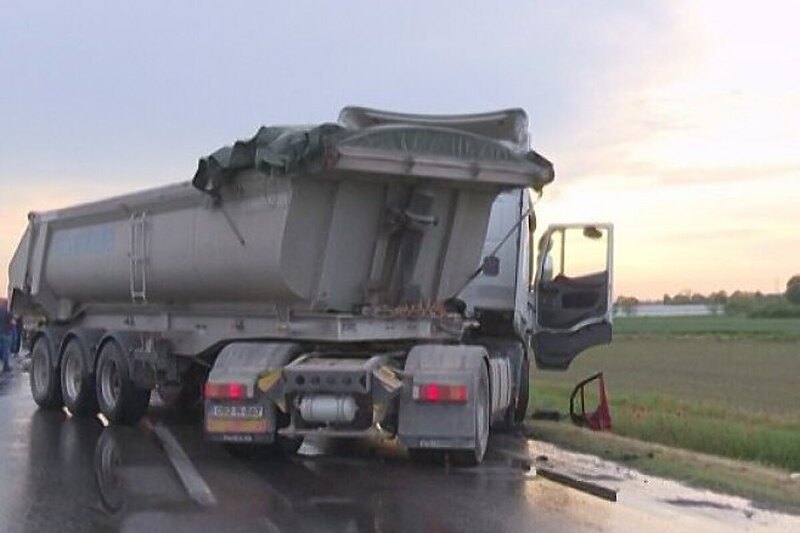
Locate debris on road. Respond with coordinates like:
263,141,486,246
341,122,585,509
536,465,618,502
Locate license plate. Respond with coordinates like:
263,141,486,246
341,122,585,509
206,403,268,434
209,404,264,418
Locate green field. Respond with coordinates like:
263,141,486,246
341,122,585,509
613,315,800,339
530,316,800,472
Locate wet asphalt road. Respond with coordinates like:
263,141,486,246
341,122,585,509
0,368,675,533
0,369,600,533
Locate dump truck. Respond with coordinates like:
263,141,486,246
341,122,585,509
7,107,613,464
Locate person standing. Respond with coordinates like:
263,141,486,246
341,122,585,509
0,299,11,372
10,315,22,356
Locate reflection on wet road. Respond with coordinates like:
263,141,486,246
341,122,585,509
0,371,542,533
0,371,550,533
0,371,797,533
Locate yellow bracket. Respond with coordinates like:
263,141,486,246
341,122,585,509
257,369,282,393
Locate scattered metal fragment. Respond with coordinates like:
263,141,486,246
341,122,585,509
536,466,618,502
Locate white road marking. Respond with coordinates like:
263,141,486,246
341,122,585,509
151,422,218,507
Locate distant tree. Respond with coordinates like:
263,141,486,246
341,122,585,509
787,276,800,305
725,291,754,315
690,293,707,304
671,291,692,305
708,291,728,315
663,294,672,305
615,296,639,317
709,290,728,305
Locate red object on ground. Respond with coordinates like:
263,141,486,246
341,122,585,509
569,372,612,431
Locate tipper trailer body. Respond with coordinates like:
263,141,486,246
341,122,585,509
8,107,613,463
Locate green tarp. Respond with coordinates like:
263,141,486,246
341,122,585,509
192,107,554,196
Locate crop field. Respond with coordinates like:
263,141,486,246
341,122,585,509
530,316,800,472
613,315,800,339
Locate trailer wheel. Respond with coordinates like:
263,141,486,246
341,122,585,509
95,340,151,425
452,365,490,466
30,335,63,409
60,338,99,416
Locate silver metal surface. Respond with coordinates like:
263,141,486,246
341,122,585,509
299,395,358,424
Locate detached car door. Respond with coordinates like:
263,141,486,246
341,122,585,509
531,224,614,370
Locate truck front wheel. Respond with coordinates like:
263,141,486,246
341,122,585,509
452,365,490,466
513,357,530,424
95,340,151,425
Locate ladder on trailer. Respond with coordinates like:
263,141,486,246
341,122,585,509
129,212,148,303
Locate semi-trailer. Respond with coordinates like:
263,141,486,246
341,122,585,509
7,107,613,464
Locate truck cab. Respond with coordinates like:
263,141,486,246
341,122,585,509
464,190,614,370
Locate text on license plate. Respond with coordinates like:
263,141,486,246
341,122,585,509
210,405,264,418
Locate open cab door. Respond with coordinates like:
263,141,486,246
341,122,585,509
531,224,613,370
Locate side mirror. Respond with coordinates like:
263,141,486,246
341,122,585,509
583,226,603,240
481,255,500,277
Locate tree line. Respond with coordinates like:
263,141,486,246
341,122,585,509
615,275,800,318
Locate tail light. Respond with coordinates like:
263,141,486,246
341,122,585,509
204,382,248,400
413,383,468,403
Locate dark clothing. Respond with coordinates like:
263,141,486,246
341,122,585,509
0,299,12,371
0,334,9,371
11,319,22,354
0,306,9,334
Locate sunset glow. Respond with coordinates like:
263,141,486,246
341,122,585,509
1,1,798,299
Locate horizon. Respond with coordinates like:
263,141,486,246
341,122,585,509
2,1,798,300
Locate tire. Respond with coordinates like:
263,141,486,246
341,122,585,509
60,337,99,416
452,365,490,466
513,357,530,424
30,335,63,409
95,340,151,425
497,356,531,432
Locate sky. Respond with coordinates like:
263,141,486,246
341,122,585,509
1,1,798,300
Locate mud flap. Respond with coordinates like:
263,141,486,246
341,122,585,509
204,343,301,443
398,345,488,453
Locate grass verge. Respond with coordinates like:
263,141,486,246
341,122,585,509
533,382,800,472
525,420,800,514
613,315,800,340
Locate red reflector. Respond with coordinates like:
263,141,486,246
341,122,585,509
415,383,468,403
227,383,245,400
204,382,248,400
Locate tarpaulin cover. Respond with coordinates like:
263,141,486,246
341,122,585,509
192,107,554,196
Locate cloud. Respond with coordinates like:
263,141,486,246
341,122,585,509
1,1,798,299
